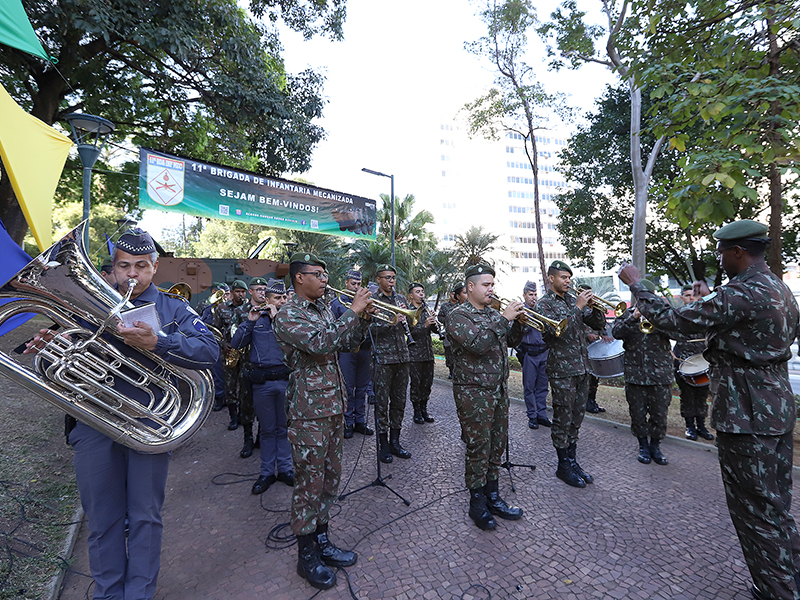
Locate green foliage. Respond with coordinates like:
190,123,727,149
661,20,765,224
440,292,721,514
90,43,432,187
48,200,125,263
432,336,444,356
452,226,505,269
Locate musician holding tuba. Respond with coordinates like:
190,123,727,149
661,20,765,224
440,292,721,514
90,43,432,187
26,228,219,600
370,264,413,462
534,260,606,488
447,263,525,531
611,279,674,465
407,281,438,424
212,279,248,430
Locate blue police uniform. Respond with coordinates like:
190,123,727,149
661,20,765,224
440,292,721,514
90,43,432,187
331,296,372,428
231,311,293,478
69,283,218,600
519,326,549,421
201,304,226,406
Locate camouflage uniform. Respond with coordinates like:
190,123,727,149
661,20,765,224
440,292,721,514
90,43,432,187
273,294,368,536
370,290,411,433
438,301,460,376
408,304,437,418
630,262,800,600
447,302,525,489
232,302,256,426
212,298,246,409
673,337,709,419
611,309,674,442
535,290,606,448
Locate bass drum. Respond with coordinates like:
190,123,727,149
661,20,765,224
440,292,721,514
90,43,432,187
587,339,625,378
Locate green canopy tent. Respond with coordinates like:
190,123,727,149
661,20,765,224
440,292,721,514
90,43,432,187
0,0,49,60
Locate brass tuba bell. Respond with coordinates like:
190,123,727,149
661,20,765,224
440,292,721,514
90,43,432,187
0,221,213,454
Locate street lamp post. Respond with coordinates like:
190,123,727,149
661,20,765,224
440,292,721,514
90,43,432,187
361,168,395,267
65,113,116,246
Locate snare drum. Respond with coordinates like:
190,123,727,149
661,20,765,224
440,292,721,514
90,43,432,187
587,339,625,378
678,353,710,387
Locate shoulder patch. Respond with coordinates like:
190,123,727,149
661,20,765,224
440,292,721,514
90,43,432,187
702,291,717,302
193,318,209,334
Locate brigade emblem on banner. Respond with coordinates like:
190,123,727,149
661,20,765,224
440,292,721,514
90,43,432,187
146,153,185,206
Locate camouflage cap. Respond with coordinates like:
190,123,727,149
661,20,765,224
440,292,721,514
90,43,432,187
713,219,769,242
376,263,396,274
523,281,536,294
289,252,327,270
465,263,494,278
549,260,572,275
346,269,362,281
231,279,248,291
250,276,268,287
116,228,156,256
640,279,656,292
265,278,286,294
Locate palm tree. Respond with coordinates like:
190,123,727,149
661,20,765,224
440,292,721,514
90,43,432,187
453,226,505,269
378,193,437,259
280,230,349,285
349,239,392,284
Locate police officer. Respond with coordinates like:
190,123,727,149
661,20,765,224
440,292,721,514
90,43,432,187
273,253,374,591
232,278,293,494
370,264,412,463
535,260,606,488
330,269,374,438
674,284,714,441
407,281,438,424
27,229,218,600
619,220,800,600
438,282,467,379
213,279,248,430
612,279,674,465
517,281,550,430
447,263,525,530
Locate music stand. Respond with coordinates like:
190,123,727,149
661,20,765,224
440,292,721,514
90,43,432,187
338,325,410,506
499,433,535,493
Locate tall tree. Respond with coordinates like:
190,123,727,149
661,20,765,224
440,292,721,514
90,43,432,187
463,0,567,288
452,226,505,269
0,0,334,244
540,0,667,275
629,0,800,275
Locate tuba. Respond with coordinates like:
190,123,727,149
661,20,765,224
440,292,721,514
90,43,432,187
0,222,213,454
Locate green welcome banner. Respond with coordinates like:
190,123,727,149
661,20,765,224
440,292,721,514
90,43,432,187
138,148,377,239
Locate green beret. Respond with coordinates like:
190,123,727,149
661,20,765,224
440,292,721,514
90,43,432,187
549,260,573,275
249,277,268,287
376,263,396,274
640,279,656,292
231,279,248,291
465,263,495,278
681,283,693,292
289,252,327,270
713,220,769,242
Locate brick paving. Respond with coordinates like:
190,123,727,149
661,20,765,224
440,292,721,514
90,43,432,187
59,379,760,600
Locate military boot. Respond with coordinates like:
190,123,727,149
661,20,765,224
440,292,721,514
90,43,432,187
695,417,714,440
389,429,411,459
484,479,523,520
555,447,586,488
637,437,651,464
378,432,393,464
649,438,668,465
685,417,698,440
227,404,239,430
413,408,424,424
468,487,497,531
240,424,254,458
567,442,593,484
296,533,336,590
316,523,357,567
212,396,225,412
421,402,435,423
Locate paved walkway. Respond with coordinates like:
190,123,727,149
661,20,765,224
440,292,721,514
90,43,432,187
60,380,757,600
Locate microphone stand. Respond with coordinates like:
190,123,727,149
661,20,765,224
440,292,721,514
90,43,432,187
338,322,410,506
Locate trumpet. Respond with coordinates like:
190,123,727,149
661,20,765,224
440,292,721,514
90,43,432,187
157,282,193,302
639,318,655,334
490,295,568,337
569,285,627,317
329,286,422,326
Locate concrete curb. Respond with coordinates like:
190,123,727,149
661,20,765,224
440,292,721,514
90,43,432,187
46,505,84,600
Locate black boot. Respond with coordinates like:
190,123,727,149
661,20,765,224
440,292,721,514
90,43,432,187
637,437,651,464
649,438,668,465
695,417,714,440
484,479,523,520
389,429,411,459
212,397,225,412
240,424,254,458
378,432,393,464
468,487,497,531
567,442,593,484
555,447,586,488
316,523,357,567
227,404,238,430
413,408,424,424
685,417,698,440
296,533,336,590
421,403,434,423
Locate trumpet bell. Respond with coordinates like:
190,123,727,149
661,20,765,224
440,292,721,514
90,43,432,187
639,319,655,334
328,286,422,326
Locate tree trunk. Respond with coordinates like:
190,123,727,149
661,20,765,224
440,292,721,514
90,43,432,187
629,81,647,275
0,168,28,246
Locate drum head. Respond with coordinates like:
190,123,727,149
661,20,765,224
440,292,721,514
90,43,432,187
680,353,709,376
587,339,624,360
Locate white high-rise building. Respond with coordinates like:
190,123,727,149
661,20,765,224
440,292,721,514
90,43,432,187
428,120,586,297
